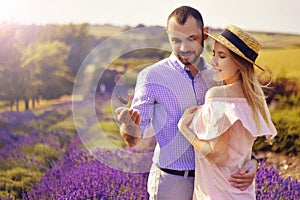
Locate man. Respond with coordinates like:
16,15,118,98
116,6,258,199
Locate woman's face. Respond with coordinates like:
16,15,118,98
210,42,240,84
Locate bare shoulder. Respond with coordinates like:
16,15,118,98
206,83,245,98
206,86,227,98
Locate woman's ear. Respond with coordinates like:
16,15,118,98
203,26,209,40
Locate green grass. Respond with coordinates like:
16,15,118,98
82,120,124,150
256,47,300,79
0,96,71,113
254,94,300,156
0,167,43,197
101,101,114,117
82,99,126,150
46,116,76,135
252,32,300,49
110,57,161,71
99,120,119,135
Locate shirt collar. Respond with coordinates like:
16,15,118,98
169,54,185,69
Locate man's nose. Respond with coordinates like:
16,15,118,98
180,41,190,52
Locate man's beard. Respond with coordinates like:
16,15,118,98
178,51,201,66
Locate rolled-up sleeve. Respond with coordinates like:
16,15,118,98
131,69,155,136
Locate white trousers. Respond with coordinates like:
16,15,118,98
147,164,194,200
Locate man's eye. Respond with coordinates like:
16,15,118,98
171,39,181,43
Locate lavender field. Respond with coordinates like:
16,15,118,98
0,97,299,200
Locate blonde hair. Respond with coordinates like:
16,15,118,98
231,52,270,132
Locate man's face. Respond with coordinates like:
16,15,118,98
167,16,204,67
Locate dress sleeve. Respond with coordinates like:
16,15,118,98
189,99,277,140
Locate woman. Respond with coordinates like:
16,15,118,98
178,24,277,199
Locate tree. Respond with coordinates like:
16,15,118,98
35,23,93,76
0,23,94,111
21,41,73,109
0,23,23,111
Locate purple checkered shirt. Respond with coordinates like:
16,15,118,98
131,54,216,170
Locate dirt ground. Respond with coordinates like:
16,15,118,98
256,151,300,180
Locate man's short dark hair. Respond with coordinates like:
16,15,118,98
167,6,204,29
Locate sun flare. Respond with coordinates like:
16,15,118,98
0,1,36,24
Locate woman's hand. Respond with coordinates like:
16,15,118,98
178,106,199,132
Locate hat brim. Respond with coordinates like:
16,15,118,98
205,32,265,71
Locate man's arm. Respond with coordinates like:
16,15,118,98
117,68,156,148
229,158,258,191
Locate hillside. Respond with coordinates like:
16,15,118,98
89,24,300,79
89,24,300,48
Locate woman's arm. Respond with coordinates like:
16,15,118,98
178,106,229,166
179,121,212,158
178,106,199,144
204,130,229,166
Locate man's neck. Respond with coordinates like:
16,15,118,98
186,64,198,77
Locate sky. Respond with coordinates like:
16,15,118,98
1,0,300,34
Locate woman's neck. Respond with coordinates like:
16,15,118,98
224,80,245,98
224,70,241,84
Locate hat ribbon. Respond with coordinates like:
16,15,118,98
221,29,258,62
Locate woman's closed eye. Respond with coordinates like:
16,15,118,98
217,51,226,59
212,51,226,59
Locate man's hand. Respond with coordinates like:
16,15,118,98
120,131,140,148
229,159,258,191
115,107,141,147
115,107,140,125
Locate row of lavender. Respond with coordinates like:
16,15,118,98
0,104,75,199
22,136,299,200
1,100,299,199
23,137,150,200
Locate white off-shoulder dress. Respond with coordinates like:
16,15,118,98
189,97,277,200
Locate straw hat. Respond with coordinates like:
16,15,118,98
206,24,265,71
